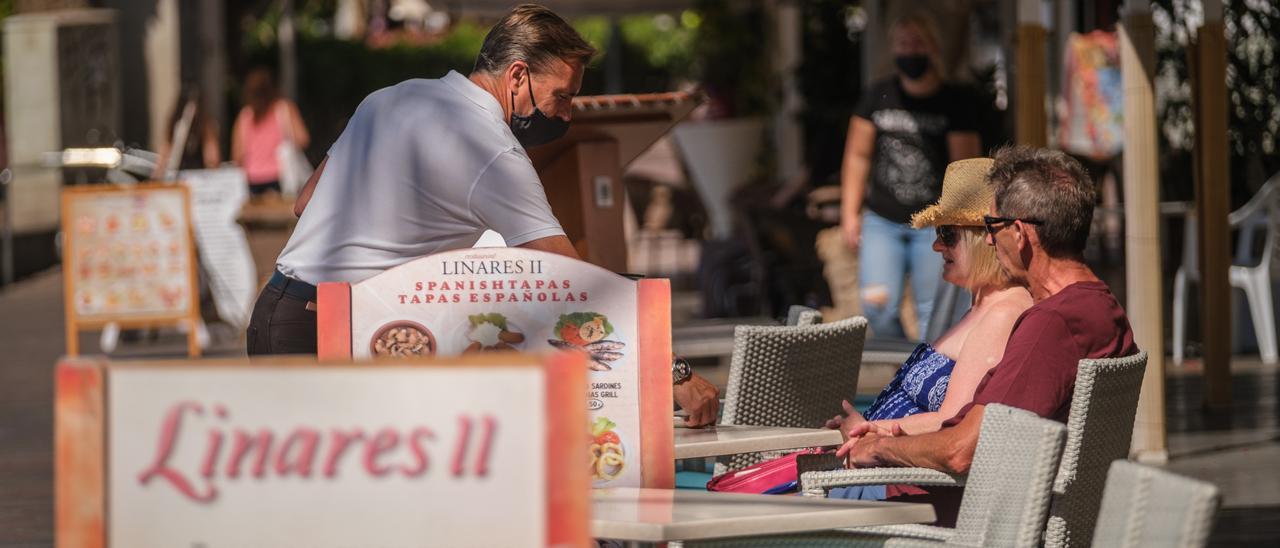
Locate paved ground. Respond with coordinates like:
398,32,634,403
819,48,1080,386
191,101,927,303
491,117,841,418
1,268,1277,546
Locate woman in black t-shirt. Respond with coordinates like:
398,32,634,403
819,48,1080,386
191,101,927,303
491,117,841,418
839,14,982,340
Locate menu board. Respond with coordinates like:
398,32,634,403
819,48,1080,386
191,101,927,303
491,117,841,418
60,184,201,356
179,168,256,329
317,248,674,489
55,355,590,548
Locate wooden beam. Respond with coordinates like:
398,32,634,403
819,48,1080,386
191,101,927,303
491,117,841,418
1119,7,1168,461
1014,19,1048,146
1192,18,1232,408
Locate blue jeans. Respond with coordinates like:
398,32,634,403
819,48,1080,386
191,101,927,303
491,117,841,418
859,210,943,340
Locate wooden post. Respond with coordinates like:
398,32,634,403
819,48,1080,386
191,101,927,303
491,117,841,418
1015,0,1048,147
1193,2,1232,408
1119,2,1168,461
55,358,105,548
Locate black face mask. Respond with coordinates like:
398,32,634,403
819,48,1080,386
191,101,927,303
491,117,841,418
895,54,931,80
509,72,569,148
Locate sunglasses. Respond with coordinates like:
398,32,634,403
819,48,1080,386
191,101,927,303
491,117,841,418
935,225,961,247
982,215,1044,237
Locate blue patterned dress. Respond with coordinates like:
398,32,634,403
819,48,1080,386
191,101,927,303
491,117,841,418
829,342,956,500
863,342,955,421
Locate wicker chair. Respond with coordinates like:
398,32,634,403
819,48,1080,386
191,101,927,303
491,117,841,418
687,404,1067,548
715,315,867,473
1091,461,1220,548
800,352,1149,548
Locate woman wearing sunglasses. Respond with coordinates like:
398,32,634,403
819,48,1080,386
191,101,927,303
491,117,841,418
826,158,1031,498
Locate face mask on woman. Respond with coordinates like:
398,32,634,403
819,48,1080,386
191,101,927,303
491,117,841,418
894,54,931,80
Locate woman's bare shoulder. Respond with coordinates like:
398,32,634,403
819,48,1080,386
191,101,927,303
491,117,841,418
981,289,1033,324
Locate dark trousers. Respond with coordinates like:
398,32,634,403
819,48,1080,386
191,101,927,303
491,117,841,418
246,283,317,355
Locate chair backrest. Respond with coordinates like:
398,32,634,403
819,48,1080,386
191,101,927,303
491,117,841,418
1230,173,1278,268
950,404,1067,548
1184,172,1280,275
785,305,823,326
1043,352,1149,548
1091,460,1220,548
717,316,866,471
722,315,867,429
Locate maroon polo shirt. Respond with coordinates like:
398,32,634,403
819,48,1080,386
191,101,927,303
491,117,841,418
888,280,1138,525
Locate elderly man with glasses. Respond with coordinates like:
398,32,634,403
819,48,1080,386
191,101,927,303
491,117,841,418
835,145,1139,525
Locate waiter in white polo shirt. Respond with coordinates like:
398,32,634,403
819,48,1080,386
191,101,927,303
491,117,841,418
247,4,720,427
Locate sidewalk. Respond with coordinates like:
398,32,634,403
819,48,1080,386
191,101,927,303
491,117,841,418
1,268,1277,546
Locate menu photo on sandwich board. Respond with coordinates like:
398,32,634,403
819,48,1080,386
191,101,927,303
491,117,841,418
60,183,201,357
317,247,675,489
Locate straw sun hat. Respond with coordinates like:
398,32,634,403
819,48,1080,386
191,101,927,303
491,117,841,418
909,157,996,228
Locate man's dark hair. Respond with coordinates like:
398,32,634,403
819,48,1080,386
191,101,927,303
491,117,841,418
473,4,596,76
988,145,1097,258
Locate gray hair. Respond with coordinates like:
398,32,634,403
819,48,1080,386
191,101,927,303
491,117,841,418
473,4,596,76
988,145,1097,258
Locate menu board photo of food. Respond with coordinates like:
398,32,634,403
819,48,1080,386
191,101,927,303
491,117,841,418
548,312,625,371
589,417,625,484
63,185,197,321
464,313,525,352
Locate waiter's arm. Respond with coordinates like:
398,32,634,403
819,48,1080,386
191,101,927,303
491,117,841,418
293,155,327,217
518,235,579,259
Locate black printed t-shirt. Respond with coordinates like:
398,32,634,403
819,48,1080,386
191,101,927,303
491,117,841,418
854,78,980,224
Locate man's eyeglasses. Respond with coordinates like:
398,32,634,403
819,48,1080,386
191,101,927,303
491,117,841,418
982,215,1043,237
935,225,960,247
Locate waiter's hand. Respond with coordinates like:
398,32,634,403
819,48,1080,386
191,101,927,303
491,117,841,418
674,373,719,428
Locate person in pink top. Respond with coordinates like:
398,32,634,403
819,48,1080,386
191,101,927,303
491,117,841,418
232,66,310,196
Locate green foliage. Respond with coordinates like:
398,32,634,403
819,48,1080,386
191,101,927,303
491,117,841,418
239,4,785,157
618,13,697,78
570,13,698,95
689,0,773,117
570,16,610,67
1153,0,1280,201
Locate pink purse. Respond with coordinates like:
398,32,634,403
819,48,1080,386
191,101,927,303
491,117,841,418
705,448,827,494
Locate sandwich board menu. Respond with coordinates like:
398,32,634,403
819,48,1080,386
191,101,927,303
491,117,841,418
54,354,591,548
317,248,675,489
60,183,201,356
179,168,256,329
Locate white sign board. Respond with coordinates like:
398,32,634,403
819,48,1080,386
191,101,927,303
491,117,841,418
180,168,257,329
319,248,675,489
67,357,588,547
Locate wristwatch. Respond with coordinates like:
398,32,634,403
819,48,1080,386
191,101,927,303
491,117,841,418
672,356,692,385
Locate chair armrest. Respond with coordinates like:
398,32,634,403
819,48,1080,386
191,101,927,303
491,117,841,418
800,467,966,497
687,531,946,547
846,524,954,542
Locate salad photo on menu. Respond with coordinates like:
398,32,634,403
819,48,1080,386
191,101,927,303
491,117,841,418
547,312,626,371
463,312,525,352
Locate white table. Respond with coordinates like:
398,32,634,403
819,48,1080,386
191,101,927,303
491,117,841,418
593,487,936,544
674,424,843,459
